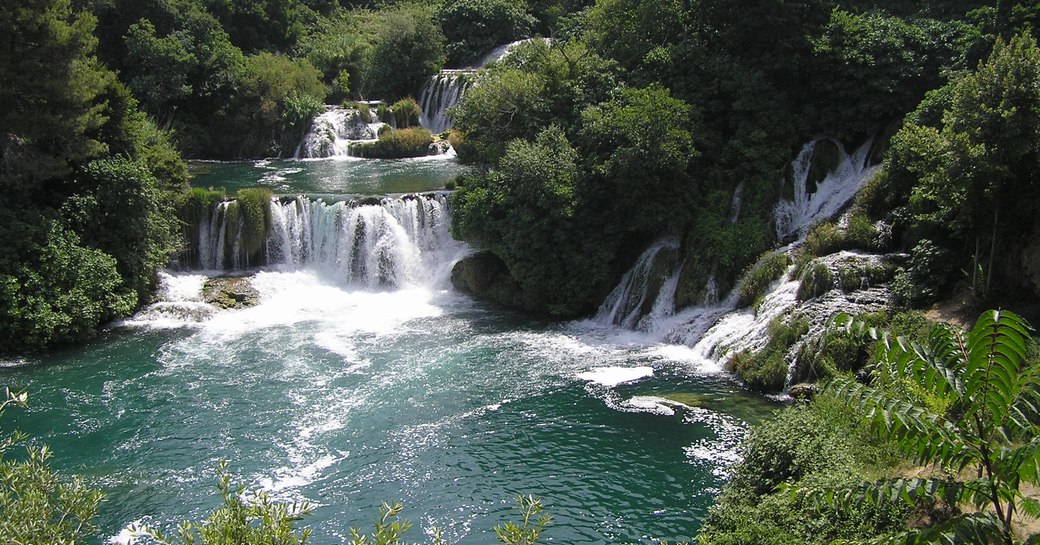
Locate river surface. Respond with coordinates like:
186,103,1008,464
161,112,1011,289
0,157,775,545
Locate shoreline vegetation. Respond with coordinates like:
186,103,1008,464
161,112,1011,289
4,0,1040,543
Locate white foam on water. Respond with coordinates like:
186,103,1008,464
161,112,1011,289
623,396,678,416
577,366,654,387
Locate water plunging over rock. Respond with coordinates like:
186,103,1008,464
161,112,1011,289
773,138,878,243
188,193,462,289
418,71,473,134
417,39,546,134
295,106,383,159
595,137,889,392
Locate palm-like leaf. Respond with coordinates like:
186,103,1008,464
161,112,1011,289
801,310,1037,544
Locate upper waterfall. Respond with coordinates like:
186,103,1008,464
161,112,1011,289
417,39,545,134
188,193,463,288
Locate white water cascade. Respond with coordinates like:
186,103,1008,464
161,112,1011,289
418,70,473,134
294,107,384,159
417,39,547,134
774,138,878,242
596,138,885,388
193,193,462,288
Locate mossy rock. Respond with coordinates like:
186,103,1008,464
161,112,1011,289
203,276,260,309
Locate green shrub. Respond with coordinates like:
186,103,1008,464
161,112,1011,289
797,262,834,301
0,390,103,543
354,128,433,159
891,239,953,307
736,251,791,308
235,188,273,268
357,103,373,124
437,0,535,66
377,104,391,124
803,215,879,258
835,262,896,293
391,97,422,128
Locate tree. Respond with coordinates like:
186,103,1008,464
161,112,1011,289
886,33,1040,299
437,0,535,67
796,310,1040,544
0,0,114,188
364,6,445,101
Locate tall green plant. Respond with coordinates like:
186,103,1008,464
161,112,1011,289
795,310,1040,544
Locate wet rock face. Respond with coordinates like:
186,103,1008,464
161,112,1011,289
203,276,260,309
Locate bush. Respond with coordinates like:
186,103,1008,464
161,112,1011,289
391,97,422,128
235,188,273,268
356,103,373,124
353,128,433,159
0,391,103,543
0,219,134,352
797,262,834,301
736,251,791,308
835,261,897,293
891,239,954,307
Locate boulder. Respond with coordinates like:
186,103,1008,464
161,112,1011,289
203,276,259,309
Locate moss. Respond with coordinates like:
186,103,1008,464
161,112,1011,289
836,261,897,292
797,262,834,301
376,103,391,124
737,251,791,308
175,187,226,267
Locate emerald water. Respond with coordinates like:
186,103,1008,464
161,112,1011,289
0,158,776,545
189,155,470,196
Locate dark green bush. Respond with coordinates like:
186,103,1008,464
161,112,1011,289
891,239,954,306
736,251,791,308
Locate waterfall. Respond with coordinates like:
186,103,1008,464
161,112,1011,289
191,193,461,288
596,238,680,331
294,107,383,159
773,138,877,242
596,138,885,389
418,71,473,134
417,39,549,134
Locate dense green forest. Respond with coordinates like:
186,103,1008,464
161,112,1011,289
5,0,1040,542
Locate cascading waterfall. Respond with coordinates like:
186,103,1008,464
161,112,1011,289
294,107,384,159
596,238,680,331
773,138,876,242
192,193,459,288
417,39,548,134
418,71,473,134
598,138,884,389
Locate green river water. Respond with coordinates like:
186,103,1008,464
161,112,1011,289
0,157,776,545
